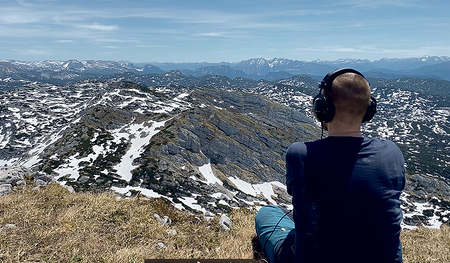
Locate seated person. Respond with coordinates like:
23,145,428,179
255,68,405,263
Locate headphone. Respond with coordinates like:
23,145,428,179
312,68,377,123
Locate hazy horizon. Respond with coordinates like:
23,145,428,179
3,55,450,65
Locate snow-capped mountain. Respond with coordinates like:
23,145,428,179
2,56,450,92
372,56,450,70
1,64,449,229
0,60,165,91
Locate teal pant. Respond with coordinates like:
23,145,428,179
255,206,296,263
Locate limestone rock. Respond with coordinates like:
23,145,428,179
0,166,29,186
0,166,30,195
219,214,232,231
0,184,12,196
34,172,56,186
154,213,172,226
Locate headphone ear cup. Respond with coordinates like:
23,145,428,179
312,93,335,123
362,96,377,123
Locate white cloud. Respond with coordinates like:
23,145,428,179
15,0,57,7
76,23,118,31
12,47,50,56
56,39,74,43
193,31,247,39
346,0,420,8
101,45,122,49
195,32,227,37
0,11,42,24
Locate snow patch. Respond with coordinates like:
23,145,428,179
401,192,447,229
112,120,166,182
111,186,162,198
228,176,286,205
179,196,207,213
198,162,223,186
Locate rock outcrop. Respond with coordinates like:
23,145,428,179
0,166,28,195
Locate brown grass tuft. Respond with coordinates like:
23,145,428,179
401,225,450,263
0,184,449,263
0,184,257,262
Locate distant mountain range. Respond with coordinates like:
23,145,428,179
2,56,450,91
153,56,450,80
150,56,450,81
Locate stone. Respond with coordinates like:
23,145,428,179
78,176,90,184
154,213,171,226
219,214,232,231
0,184,12,196
156,242,166,250
34,172,56,185
34,179,48,186
407,174,450,199
63,185,75,193
166,229,177,235
0,224,17,232
3,224,16,229
0,166,29,187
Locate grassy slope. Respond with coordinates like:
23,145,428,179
0,184,448,263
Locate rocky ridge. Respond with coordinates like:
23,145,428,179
1,81,318,214
0,75,449,228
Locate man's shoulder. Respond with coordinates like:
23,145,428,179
286,141,308,158
288,141,306,149
364,137,402,151
364,138,405,162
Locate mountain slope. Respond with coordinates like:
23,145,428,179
1,74,449,228
1,81,318,214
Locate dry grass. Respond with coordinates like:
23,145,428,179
0,183,449,263
401,225,450,263
0,184,256,262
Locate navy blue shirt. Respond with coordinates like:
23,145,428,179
286,137,405,263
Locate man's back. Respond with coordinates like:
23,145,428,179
286,137,405,263
255,69,406,263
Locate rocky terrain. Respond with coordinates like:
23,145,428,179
0,70,449,229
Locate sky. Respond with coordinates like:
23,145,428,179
1,0,450,63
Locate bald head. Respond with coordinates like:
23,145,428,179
324,72,371,125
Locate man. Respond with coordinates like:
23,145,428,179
255,68,405,263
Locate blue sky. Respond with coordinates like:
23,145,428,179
1,0,450,63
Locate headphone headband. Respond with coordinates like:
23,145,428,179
319,68,366,91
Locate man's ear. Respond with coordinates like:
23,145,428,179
323,122,329,131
